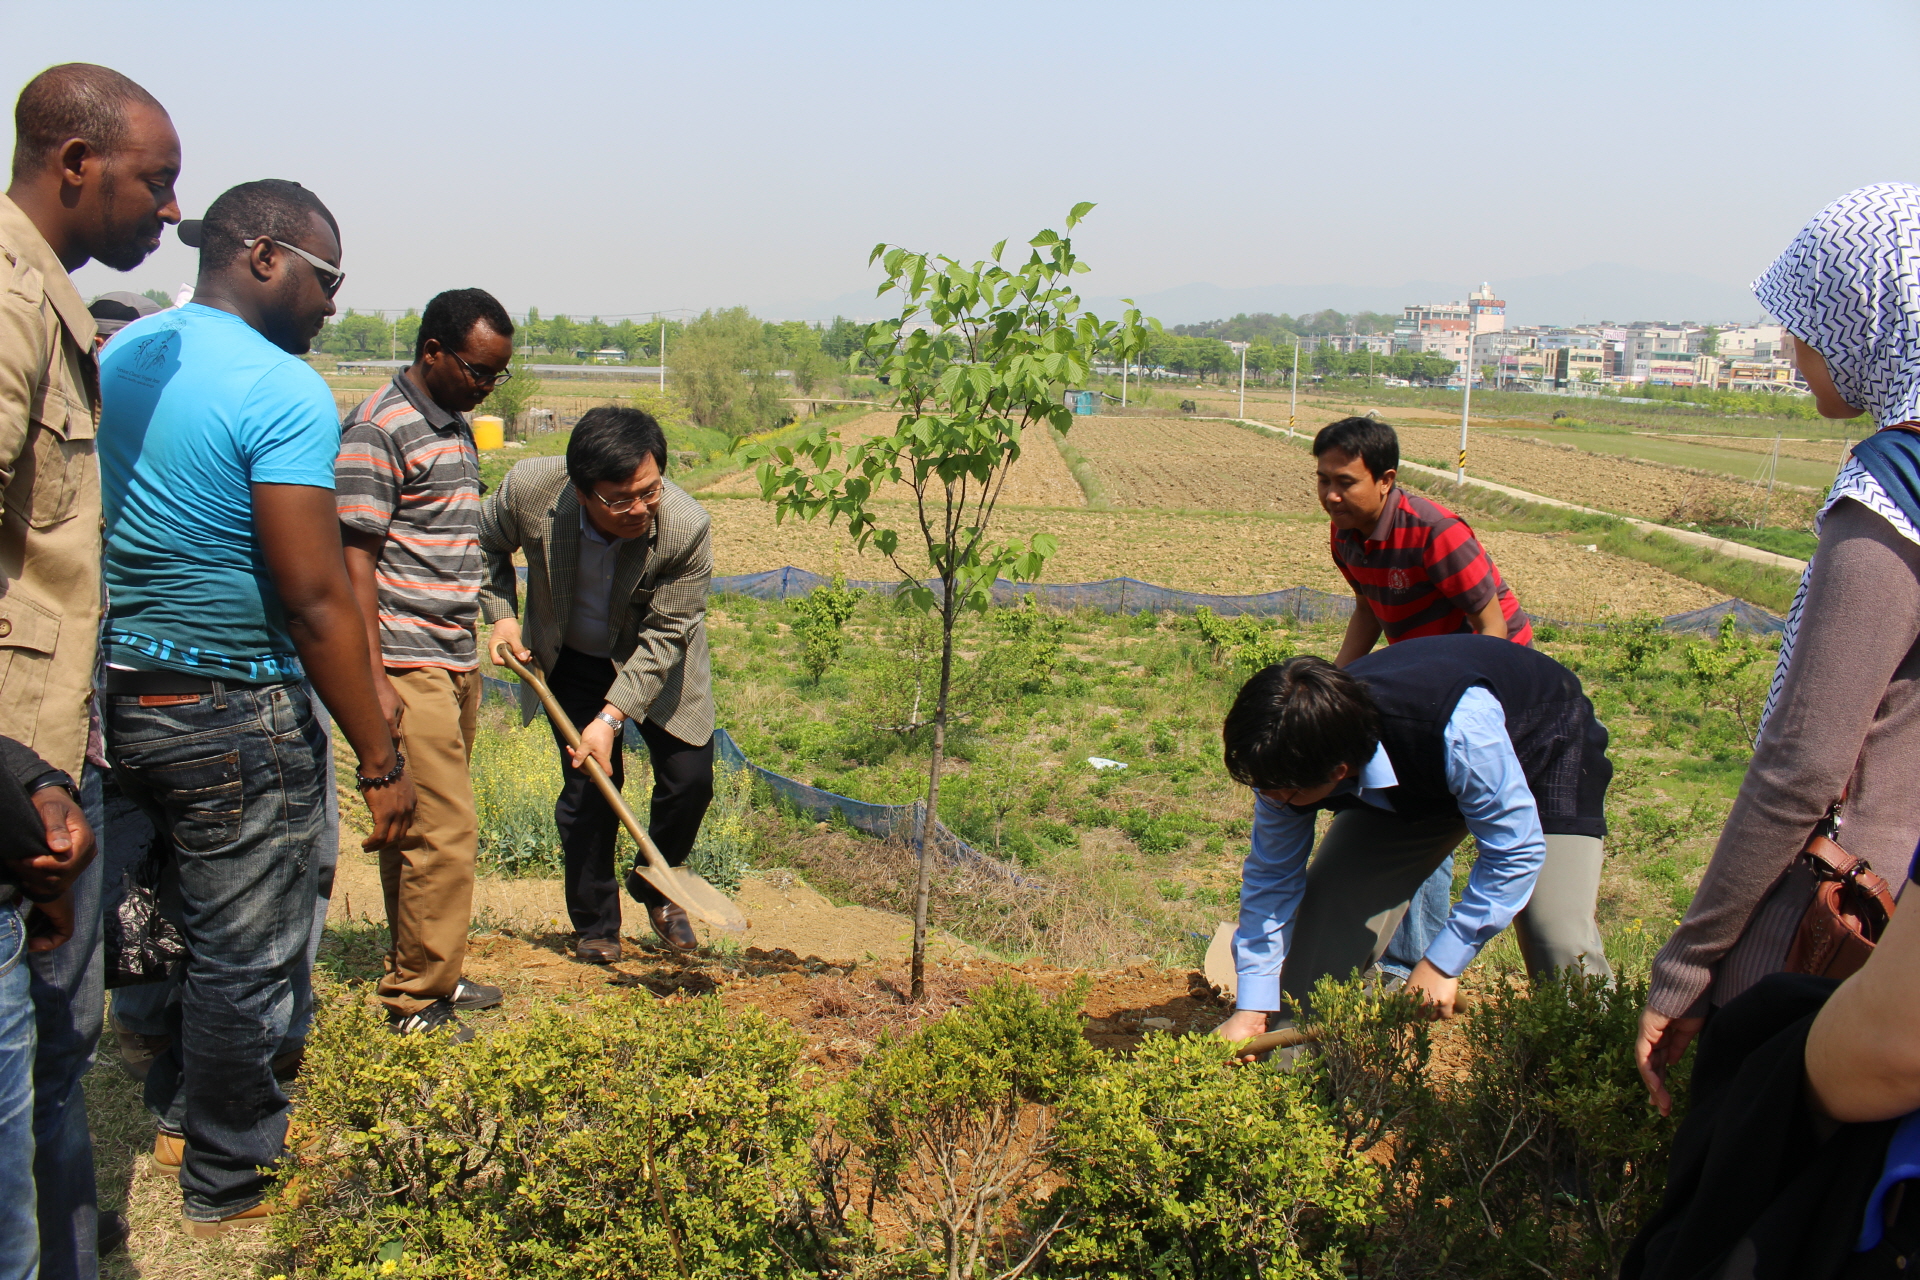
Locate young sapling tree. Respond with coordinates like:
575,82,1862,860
744,204,1153,998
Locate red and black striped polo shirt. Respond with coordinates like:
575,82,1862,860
1330,487,1532,646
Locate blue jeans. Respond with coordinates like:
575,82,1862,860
0,903,38,1280
25,766,105,1280
1378,856,1454,981
103,749,337,1086
107,682,328,1222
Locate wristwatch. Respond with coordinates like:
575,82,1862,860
26,769,78,804
594,710,625,731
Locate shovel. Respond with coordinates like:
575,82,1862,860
1227,989,1478,1060
1205,920,1476,1058
493,644,748,934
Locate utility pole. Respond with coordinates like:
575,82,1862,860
1121,355,1128,408
1456,313,1479,485
1758,431,1781,528
1231,341,1248,420
1289,337,1299,435
658,317,666,391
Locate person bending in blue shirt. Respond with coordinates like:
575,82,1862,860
1212,634,1613,1043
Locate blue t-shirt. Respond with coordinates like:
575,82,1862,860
98,304,341,682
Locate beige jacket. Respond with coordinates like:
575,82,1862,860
478,456,713,746
0,195,101,776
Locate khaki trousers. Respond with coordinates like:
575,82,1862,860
375,667,482,1015
1278,806,1611,1017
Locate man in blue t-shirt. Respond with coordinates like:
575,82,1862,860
97,179,415,1236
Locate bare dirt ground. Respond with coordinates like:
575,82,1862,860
698,413,1085,509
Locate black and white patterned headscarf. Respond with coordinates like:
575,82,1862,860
1753,182,1920,427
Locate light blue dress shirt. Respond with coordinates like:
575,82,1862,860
1233,684,1547,1012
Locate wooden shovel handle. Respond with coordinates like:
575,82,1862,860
492,643,672,876
1229,990,1478,1059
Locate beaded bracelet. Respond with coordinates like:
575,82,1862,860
355,751,407,790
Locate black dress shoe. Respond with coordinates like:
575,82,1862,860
450,978,503,1010
648,901,698,952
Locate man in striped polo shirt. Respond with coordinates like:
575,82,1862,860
1315,414,1542,981
337,289,513,1038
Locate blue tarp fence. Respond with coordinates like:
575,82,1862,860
711,565,1786,634
477,678,1011,880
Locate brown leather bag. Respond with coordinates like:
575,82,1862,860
1783,828,1898,980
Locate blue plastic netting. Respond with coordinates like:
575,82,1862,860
478,680,1012,880
710,566,1785,633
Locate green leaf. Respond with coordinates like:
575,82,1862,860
1067,200,1096,228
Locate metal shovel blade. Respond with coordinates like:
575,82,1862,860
494,644,748,934
636,864,748,933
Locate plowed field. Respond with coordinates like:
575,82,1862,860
698,413,1084,508
701,497,1722,619
1388,424,1820,528
1062,417,1323,513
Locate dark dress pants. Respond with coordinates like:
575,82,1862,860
546,647,714,941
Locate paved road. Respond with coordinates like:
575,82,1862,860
1219,416,1810,575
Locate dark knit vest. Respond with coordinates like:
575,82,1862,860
1319,634,1611,838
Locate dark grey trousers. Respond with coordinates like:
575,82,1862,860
1278,807,1610,1016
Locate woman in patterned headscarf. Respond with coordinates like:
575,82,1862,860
1637,183,1920,1115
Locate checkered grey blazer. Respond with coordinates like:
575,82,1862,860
478,456,713,745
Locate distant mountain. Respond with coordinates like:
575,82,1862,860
766,263,1767,329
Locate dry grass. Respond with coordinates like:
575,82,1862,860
759,820,1162,970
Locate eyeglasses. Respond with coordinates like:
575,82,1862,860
447,349,512,388
591,482,666,515
242,236,345,298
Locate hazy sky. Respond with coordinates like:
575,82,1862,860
12,0,1919,323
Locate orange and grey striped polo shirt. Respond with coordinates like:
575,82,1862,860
336,373,484,669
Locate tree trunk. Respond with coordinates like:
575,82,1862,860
910,591,958,1002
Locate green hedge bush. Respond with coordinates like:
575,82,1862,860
274,971,1684,1279
274,994,818,1279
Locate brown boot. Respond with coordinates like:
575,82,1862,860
181,1199,274,1238
648,902,698,953
147,1130,184,1179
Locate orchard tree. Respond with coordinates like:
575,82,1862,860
744,204,1153,999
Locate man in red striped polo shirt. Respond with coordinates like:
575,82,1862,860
1318,415,1531,666
1314,414,1543,980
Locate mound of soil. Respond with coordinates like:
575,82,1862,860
457,926,1232,1074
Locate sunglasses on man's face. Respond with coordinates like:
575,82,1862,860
242,236,345,298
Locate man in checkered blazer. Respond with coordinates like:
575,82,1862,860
479,407,714,961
